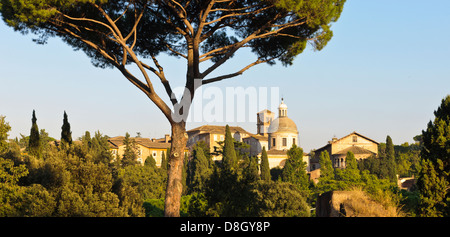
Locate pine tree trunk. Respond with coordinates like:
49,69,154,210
164,121,187,217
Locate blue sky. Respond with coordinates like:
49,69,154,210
1,0,449,152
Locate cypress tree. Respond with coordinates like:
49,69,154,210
260,147,271,181
222,125,237,171
161,150,167,170
385,135,397,182
28,110,41,158
189,146,210,193
61,111,72,145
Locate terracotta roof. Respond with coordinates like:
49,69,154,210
187,125,252,135
266,149,287,155
257,109,274,114
108,136,171,149
314,131,379,152
334,146,376,155
244,134,269,141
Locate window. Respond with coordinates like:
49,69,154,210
272,138,276,147
152,151,157,157
353,136,358,143
282,138,287,146
293,138,296,145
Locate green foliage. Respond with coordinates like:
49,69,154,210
416,159,448,217
250,180,310,217
61,111,72,146
222,125,237,172
143,195,192,217
242,155,260,184
28,110,41,158
121,132,138,167
187,145,211,193
0,115,11,155
117,164,166,200
260,147,271,181
160,150,167,170
1,0,347,216
383,136,397,182
144,155,156,168
422,95,450,175
0,129,146,216
281,144,309,191
418,95,450,216
318,150,333,179
0,0,346,68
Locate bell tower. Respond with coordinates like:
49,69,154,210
257,109,274,136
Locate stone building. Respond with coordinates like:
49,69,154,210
186,125,252,161
185,99,309,170
310,132,379,170
108,135,188,167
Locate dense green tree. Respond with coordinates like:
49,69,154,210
0,115,11,155
422,95,450,177
335,151,361,186
318,150,334,179
90,131,114,164
28,110,41,158
222,125,238,172
61,111,72,146
250,181,310,217
384,136,397,182
144,155,156,168
243,155,260,184
281,144,309,191
416,159,448,217
260,147,271,181
418,95,450,216
188,145,211,193
160,150,167,170
116,165,166,201
0,157,57,217
1,0,346,216
121,133,138,167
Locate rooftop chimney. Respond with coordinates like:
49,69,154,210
165,134,170,143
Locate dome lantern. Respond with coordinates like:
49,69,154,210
278,98,288,117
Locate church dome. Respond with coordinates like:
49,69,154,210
268,99,298,134
268,116,298,134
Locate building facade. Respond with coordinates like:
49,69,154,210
186,125,252,161
186,99,309,170
108,135,188,167
310,132,379,170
